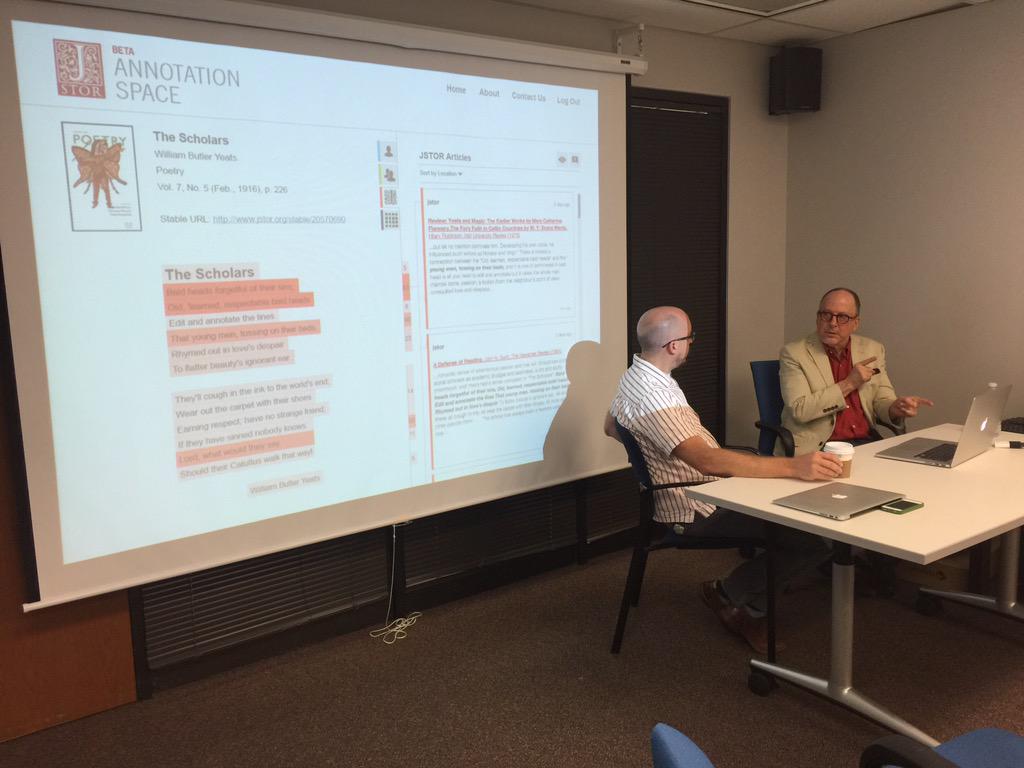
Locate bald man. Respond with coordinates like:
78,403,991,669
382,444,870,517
604,306,840,654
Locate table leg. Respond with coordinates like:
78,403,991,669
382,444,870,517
920,528,1024,620
750,543,940,747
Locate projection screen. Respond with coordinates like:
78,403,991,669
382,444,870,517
0,0,638,609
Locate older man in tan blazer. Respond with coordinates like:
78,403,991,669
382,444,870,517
779,288,933,456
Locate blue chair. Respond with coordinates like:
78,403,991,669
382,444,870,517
651,724,1024,768
610,420,766,654
860,728,1024,768
651,724,715,768
750,360,794,456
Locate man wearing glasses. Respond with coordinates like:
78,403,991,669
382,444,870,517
779,287,933,456
604,306,841,654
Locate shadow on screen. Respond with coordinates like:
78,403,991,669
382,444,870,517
542,340,606,475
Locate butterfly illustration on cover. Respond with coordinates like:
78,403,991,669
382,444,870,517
71,140,127,208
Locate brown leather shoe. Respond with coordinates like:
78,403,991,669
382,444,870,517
716,606,774,655
701,580,781,656
700,580,730,612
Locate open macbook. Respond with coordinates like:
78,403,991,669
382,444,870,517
876,384,1012,468
773,482,903,521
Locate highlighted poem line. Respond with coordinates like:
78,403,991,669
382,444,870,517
167,319,321,346
177,430,314,468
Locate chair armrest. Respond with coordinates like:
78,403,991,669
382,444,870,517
860,735,955,768
649,480,706,493
724,444,758,455
754,422,795,457
876,420,906,437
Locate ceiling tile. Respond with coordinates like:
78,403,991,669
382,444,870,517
775,0,963,33
491,0,988,41
712,17,844,44
685,0,826,12
505,0,755,33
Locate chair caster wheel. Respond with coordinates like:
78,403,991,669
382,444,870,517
748,670,775,696
915,592,943,617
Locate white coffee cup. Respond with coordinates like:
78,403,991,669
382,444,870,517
823,441,855,478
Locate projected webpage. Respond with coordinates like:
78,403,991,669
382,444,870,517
11,21,600,564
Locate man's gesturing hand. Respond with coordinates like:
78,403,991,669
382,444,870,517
792,451,843,481
889,395,934,421
846,356,878,389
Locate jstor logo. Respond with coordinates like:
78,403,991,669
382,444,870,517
53,39,105,99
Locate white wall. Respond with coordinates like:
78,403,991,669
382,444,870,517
271,0,789,445
785,0,1024,427
268,0,621,51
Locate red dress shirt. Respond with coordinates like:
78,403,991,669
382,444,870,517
826,344,870,441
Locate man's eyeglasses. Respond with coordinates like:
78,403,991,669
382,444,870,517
662,332,697,348
816,311,857,326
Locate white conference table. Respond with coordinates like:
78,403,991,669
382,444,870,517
687,423,1024,746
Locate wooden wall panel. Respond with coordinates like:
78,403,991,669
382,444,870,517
0,430,136,742
0,302,136,742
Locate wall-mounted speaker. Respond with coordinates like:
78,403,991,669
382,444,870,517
769,47,821,115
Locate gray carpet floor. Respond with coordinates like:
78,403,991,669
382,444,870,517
2,547,1023,767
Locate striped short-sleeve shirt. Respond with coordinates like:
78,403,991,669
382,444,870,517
609,355,721,524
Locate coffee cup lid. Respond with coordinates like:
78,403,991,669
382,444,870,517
823,441,855,456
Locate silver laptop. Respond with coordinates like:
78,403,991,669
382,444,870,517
773,482,904,521
876,384,1012,468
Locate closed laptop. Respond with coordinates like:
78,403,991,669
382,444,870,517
773,482,903,521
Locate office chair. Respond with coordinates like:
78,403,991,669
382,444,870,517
610,420,767,654
651,724,1024,768
860,728,1024,768
1002,416,1024,433
651,723,715,768
750,360,795,456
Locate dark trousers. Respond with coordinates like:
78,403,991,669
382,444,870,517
681,508,828,617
